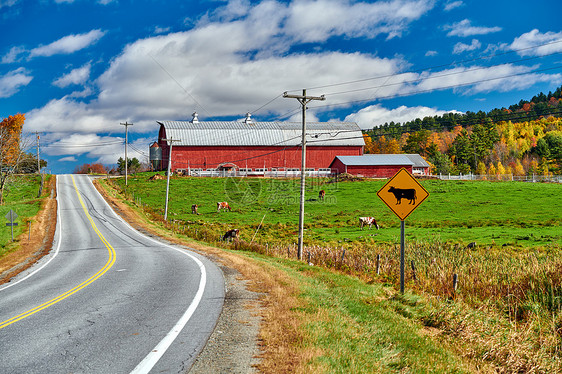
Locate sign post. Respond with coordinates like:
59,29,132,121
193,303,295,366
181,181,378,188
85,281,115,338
377,168,429,293
5,209,19,242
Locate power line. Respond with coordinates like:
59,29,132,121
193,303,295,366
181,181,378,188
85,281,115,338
148,54,212,119
44,140,124,148
298,64,562,116
323,51,562,98
284,37,562,94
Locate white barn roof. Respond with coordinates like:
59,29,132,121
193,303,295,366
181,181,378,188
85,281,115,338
404,154,430,168
157,120,365,147
333,154,415,166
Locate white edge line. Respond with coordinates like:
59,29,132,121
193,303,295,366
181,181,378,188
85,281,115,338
87,177,209,374
0,175,62,292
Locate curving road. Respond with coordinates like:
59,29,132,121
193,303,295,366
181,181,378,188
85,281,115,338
0,174,224,373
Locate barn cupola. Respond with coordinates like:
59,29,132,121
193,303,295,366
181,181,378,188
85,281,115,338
244,112,253,124
191,112,199,124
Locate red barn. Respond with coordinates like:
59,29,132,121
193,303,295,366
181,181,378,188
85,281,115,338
329,154,424,178
156,113,364,173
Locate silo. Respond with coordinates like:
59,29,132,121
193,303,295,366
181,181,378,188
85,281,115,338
149,142,162,171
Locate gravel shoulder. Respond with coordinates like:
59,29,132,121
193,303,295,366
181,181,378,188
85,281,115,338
189,258,262,373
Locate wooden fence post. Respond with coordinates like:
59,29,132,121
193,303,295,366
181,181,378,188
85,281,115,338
376,254,381,275
453,273,459,292
411,260,417,281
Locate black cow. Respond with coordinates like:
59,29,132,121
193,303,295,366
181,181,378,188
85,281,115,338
388,186,416,205
222,228,239,242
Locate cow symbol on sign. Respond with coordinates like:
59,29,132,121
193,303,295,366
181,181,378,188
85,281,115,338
388,186,416,205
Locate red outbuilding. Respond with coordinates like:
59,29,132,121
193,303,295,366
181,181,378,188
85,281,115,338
329,154,429,178
155,113,365,174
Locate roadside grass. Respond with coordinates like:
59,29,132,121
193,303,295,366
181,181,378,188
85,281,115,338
249,252,476,373
0,174,47,258
102,174,562,371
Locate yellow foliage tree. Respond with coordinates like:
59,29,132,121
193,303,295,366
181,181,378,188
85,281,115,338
476,161,487,175
0,114,25,204
496,161,506,175
362,133,375,154
513,160,525,176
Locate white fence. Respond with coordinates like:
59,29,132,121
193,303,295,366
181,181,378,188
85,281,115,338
436,173,562,183
177,168,337,178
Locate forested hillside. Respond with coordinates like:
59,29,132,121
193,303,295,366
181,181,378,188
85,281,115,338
364,86,562,175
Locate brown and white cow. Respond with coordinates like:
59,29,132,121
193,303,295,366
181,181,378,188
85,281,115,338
222,228,239,242
191,204,199,215
359,216,379,230
217,201,231,212
318,189,325,201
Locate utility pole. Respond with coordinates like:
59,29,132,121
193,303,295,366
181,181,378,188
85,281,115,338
36,132,43,198
283,89,325,260
35,132,40,173
120,122,133,186
162,137,180,221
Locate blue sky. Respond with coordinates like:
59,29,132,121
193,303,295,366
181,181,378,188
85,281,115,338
1,0,561,174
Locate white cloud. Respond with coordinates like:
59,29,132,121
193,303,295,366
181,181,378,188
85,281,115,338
0,0,18,9
0,68,33,98
453,39,481,54
445,19,501,37
411,64,562,95
44,133,122,162
444,1,463,11
345,104,462,129
26,96,115,133
285,0,435,42
2,46,26,64
510,29,562,56
154,26,171,35
44,133,148,166
29,29,106,58
425,50,438,57
53,63,91,88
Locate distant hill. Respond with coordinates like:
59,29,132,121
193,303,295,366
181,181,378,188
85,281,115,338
364,85,562,175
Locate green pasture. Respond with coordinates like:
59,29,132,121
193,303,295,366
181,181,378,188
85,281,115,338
0,174,47,256
113,173,562,249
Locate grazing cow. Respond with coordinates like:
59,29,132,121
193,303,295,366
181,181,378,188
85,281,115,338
318,189,325,201
191,204,199,215
222,228,239,242
217,201,231,212
359,217,379,230
467,242,476,249
388,186,416,205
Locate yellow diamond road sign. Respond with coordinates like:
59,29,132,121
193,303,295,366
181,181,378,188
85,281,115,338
377,168,429,221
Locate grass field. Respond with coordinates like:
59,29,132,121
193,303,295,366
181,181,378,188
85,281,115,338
0,175,47,257
102,174,562,371
111,173,562,249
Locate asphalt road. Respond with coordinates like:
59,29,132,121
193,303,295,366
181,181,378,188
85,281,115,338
0,174,224,373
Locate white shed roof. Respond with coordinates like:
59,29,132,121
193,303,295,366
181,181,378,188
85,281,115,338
157,121,365,147
332,154,415,166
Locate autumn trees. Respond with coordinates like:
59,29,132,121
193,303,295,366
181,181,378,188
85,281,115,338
73,163,108,174
0,114,26,203
365,117,562,176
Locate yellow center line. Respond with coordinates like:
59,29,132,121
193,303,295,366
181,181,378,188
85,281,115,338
0,175,117,330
